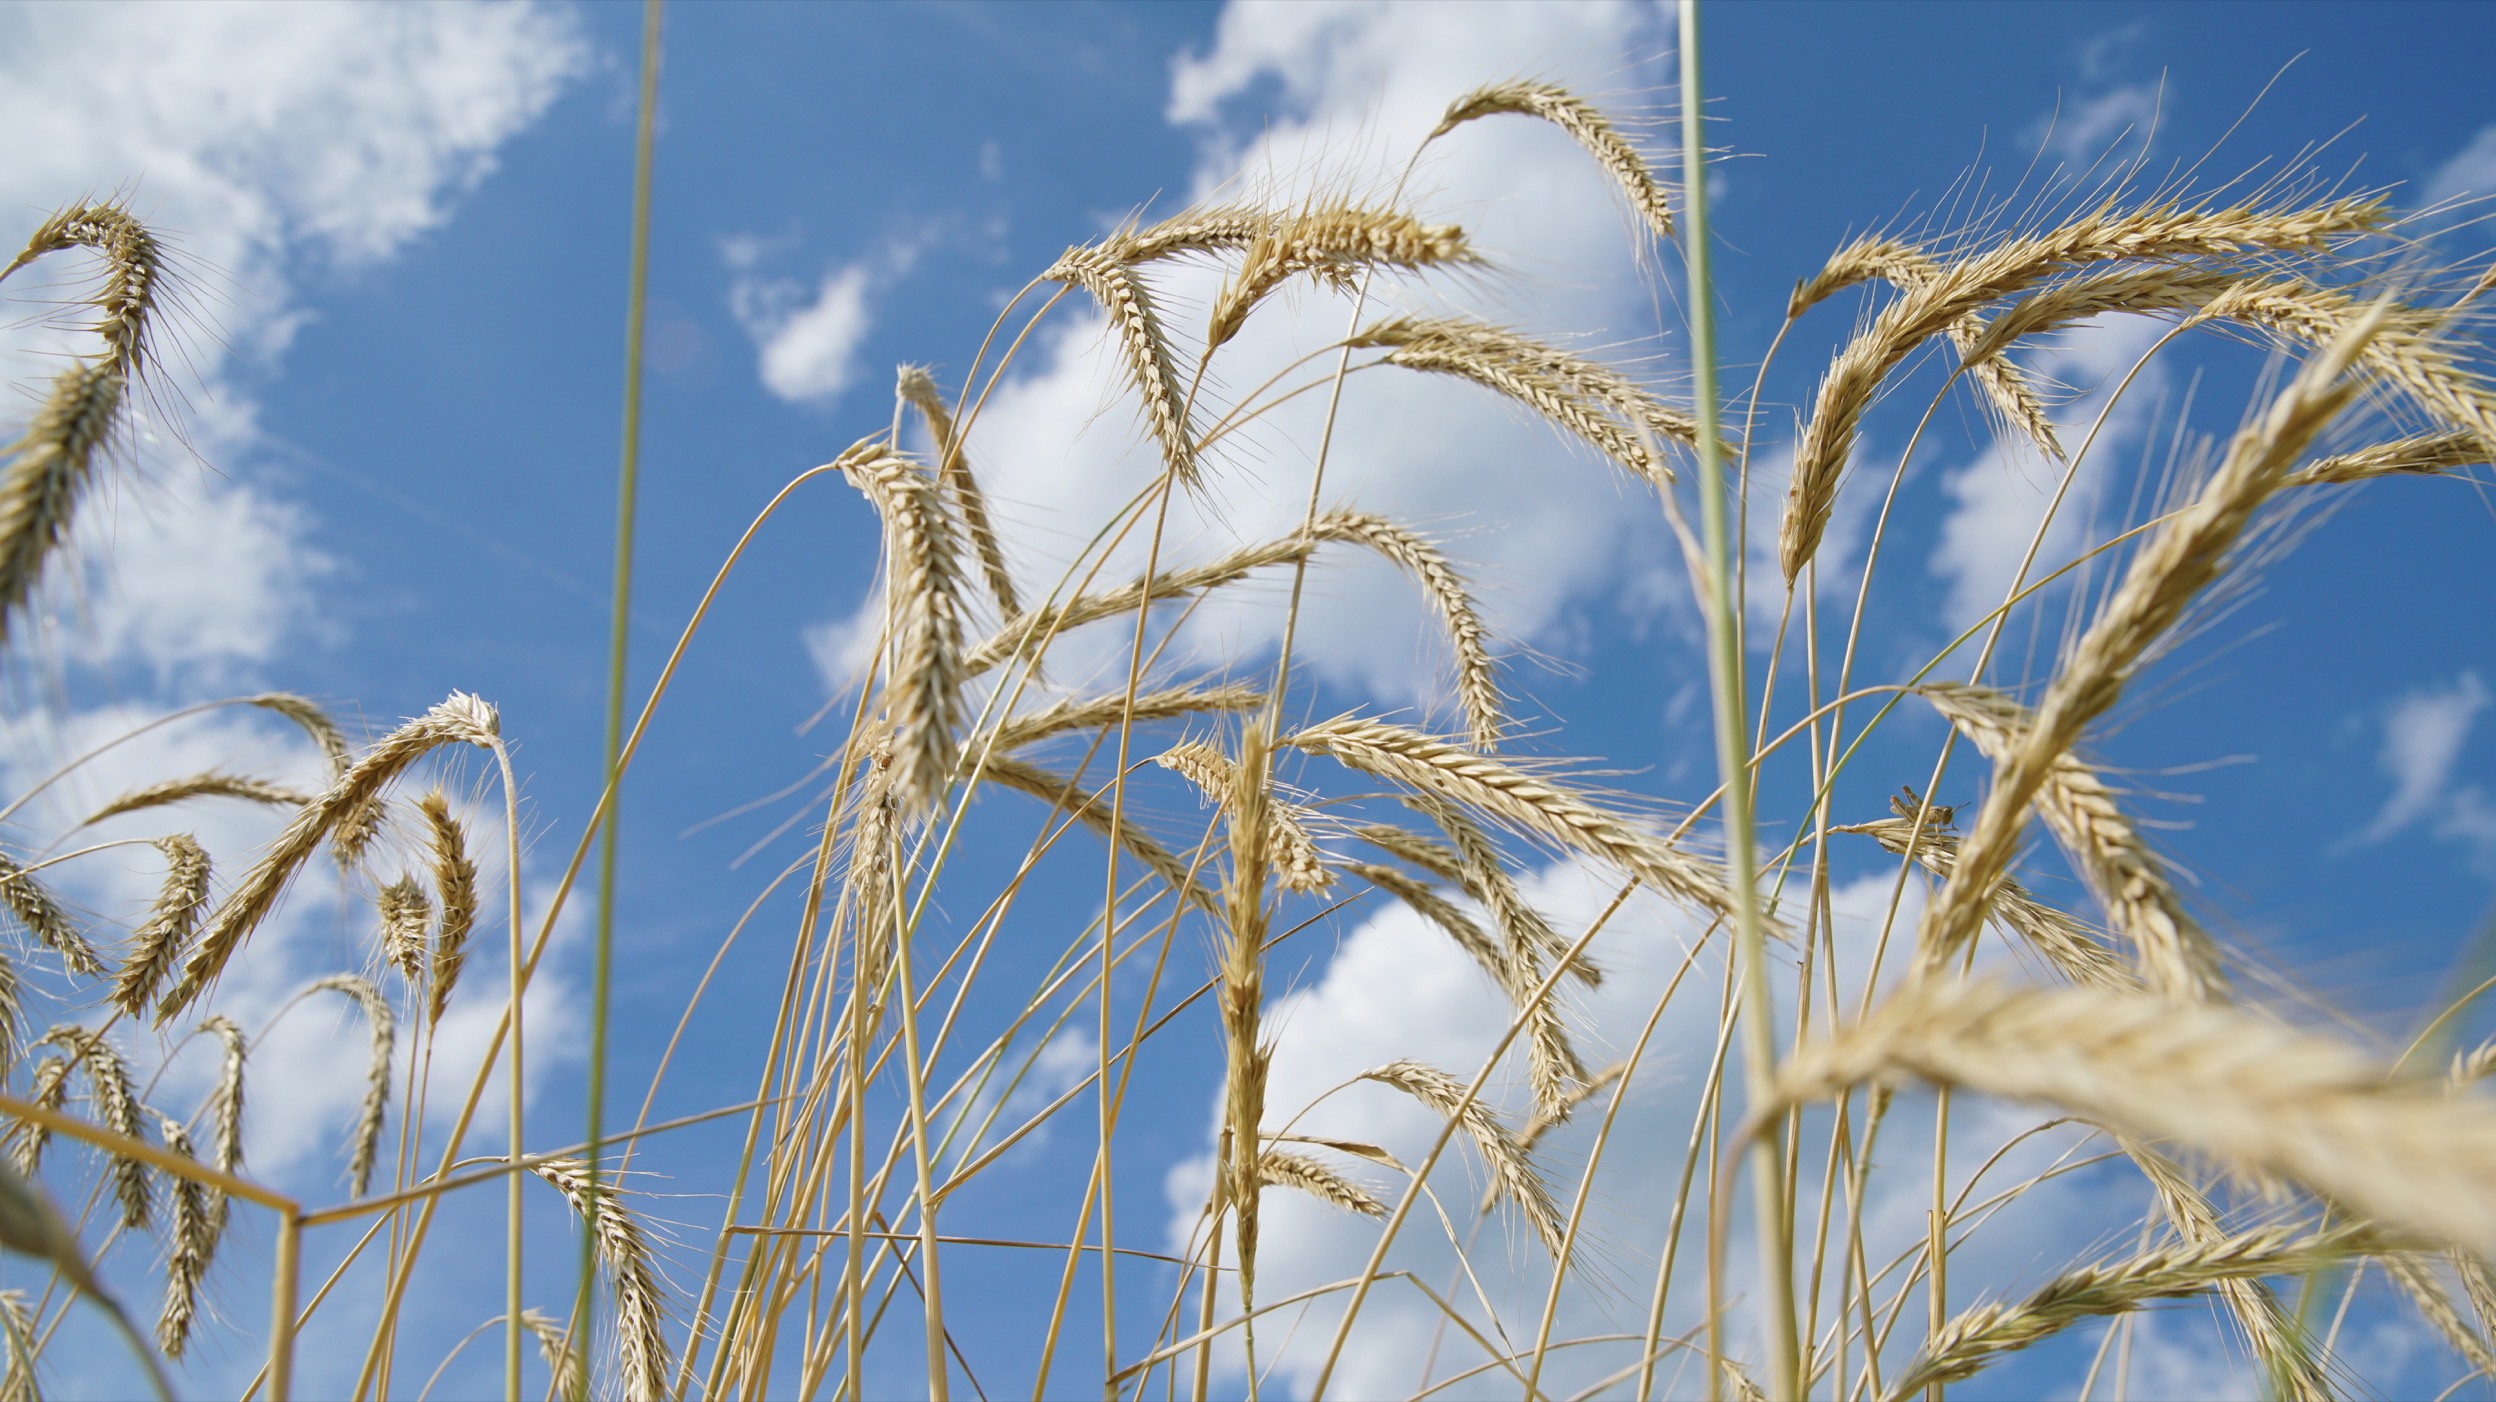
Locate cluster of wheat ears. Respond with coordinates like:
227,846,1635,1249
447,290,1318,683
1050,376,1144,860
1,41,2495,1402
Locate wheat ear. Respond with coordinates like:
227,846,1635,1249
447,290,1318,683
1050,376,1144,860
377,876,432,987
2117,1136,2330,1402
1919,303,2385,976
1780,196,2385,583
5,202,165,379
1287,714,1749,928
156,691,499,1022
520,1308,588,1402
1833,816,2135,992
2380,1249,2496,1380
1359,1058,1561,1254
1043,242,1197,487
85,772,314,827
250,693,353,778
1205,204,1473,353
897,365,1021,621
1920,684,2226,1002
110,834,210,1018
531,1157,673,1402
992,680,1263,752
1772,977,2496,1255
1110,204,1274,263
1258,1151,1384,1217
1886,1224,2358,1399
838,746,901,1006
152,1114,212,1359
0,852,103,977
0,1290,31,1402
1342,862,1509,989
840,437,967,817
198,1014,245,1241
1431,81,1674,239
310,975,394,1199
33,1027,149,1228
0,363,120,641
417,791,478,1028
1350,315,1693,486
7,1059,67,1176
1157,738,1330,893
1216,722,1278,1310
2289,429,2490,486
1790,236,1940,317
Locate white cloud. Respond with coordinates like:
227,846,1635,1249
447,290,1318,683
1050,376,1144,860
733,262,877,404
2043,80,2161,165
2426,125,2496,209
2354,672,2496,867
812,0,1692,725
0,0,584,682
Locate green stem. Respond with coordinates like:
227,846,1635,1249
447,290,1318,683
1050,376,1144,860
580,1,663,1396
1679,4,1798,1398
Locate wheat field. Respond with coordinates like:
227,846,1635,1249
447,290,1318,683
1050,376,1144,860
2,10,2496,1400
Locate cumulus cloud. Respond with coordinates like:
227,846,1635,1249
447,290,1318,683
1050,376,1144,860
2425,125,2496,209
2353,672,2496,867
731,261,877,404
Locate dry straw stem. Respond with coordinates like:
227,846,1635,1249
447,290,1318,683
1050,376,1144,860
1358,1058,1561,1254
1204,204,1474,353
85,772,313,827
2379,1249,2496,1379
1155,738,1331,893
1431,81,1675,240
0,363,119,641
897,365,1022,622
1042,242,1197,487
153,1114,212,1359
0,852,103,977
1920,683,2226,1002
309,975,394,1199
1779,195,2386,584
1349,315,1695,488
377,876,431,986
967,510,1504,749
111,834,209,1018
530,1156,673,1402
418,791,478,1028
1833,815,2135,993
839,437,967,817
1286,714,1749,928
4,202,165,380
1770,977,2496,1255
976,752,1217,911
1919,302,2386,976
33,1026,149,1229
2289,429,2491,486
990,680,1263,752
1257,1151,1384,1217
1885,1223,2360,1398
156,690,499,1022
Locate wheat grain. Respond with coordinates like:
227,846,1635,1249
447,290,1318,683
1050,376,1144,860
0,362,120,642
1790,237,1941,317
158,692,500,1021
840,437,967,817
1258,1151,1384,1217
2289,429,2491,486
1773,977,2496,1255
250,693,354,779
377,876,432,987
531,1157,673,1401
1780,196,2386,583
897,365,1022,621
311,975,394,1199
839,746,900,1005
1205,204,1473,352
1919,304,2385,977
1043,243,1197,487
416,791,478,1029
1431,82,1674,240
1217,723,1278,1306
1287,714,1749,928
1359,1058,1561,1254
111,834,209,1019
0,852,103,978
152,1114,212,1359
1351,315,1692,486
2203,278,2496,444
1111,204,1274,263
35,1027,148,1228
4,202,165,380
1920,684,2225,1002
1155,738,1331,893
1354,822,1465,882
992,681,1264,752
198,1013,245,1242
1886,1223,2357,1399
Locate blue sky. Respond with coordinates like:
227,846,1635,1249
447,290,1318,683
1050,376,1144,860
3,1,2495,1397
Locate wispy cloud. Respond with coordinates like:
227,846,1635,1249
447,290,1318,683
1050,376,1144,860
2353,672,2496,868
2426,125,2496,209
730,260,877,405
